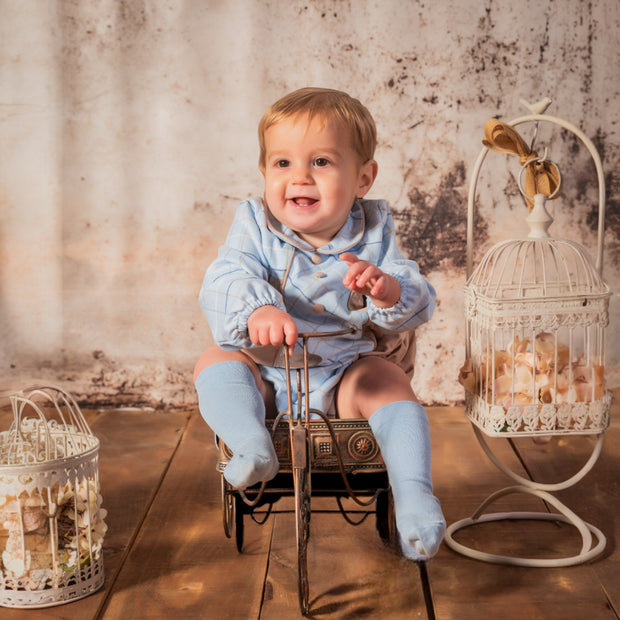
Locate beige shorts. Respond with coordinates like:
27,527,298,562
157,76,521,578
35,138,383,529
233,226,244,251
359,323,416,380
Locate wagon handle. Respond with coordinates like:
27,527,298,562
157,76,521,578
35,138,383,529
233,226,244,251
467,113,607,278
283,327,357,426
282,327,378,507
238,327,358,509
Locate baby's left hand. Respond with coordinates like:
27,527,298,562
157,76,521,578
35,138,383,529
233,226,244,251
340,253,400,308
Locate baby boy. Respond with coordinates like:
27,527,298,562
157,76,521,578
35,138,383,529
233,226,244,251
194,87,445,560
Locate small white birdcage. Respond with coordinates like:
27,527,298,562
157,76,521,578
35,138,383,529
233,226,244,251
462,191,612,436
446,101,611,567
459,110,612,437
0,386,106,608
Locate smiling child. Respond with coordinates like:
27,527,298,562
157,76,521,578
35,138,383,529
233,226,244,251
194,87,445,561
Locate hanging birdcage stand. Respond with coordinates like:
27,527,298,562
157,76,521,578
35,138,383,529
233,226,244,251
445,108,611,567
445,425,607,566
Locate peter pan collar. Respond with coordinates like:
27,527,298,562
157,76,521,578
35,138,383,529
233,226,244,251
262,198,365,255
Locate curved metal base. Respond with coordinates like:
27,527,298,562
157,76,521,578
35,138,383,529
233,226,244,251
445,485,606,567
473,427,605,492
446,427,607,566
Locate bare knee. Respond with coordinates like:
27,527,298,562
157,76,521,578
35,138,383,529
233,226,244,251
337,357,416,419
193,345,274,410
194,345,250,380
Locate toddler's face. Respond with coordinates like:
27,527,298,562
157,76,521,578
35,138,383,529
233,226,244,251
261,113,376,248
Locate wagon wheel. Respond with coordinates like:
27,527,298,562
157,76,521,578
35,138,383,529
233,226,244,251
376,488,397,546
221,477,234,538
294,465,311,615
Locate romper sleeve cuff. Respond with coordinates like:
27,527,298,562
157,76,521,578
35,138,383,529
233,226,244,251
235,294,288,337
366,273,435,332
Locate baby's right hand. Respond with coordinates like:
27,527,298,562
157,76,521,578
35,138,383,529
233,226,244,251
247,305,298,349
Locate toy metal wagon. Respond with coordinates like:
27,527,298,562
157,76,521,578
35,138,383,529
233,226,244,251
217,329,435,617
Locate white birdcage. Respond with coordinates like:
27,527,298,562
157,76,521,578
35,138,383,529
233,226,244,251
460,113,612,437
0,386,106,608
446,102,611,567
462,191,612,436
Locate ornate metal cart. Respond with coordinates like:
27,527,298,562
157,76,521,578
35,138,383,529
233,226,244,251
217,330,435,617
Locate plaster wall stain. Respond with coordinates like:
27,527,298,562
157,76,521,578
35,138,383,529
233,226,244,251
589,168,620,266
2,0,618,406
393,163,488,275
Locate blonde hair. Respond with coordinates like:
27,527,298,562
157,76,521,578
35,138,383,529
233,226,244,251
258,87,377,169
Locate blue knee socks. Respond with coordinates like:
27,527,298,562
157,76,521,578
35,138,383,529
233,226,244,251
369,401,446,560
195,361,279,489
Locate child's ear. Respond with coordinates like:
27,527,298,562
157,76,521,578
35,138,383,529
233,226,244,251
356,160,378,198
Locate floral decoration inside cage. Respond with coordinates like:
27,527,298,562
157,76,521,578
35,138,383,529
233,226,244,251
0,386,106,608
445,98,612,567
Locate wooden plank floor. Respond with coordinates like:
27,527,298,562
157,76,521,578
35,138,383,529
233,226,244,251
0,390,618,619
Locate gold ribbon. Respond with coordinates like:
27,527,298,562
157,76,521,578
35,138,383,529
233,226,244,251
482,118,561,210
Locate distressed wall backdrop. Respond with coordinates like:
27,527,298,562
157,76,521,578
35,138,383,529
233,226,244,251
1,0,619,407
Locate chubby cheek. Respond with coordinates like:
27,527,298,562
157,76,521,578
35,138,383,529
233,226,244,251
263,179,284,205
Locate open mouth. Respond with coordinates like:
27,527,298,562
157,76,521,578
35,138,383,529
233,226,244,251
290,197,318,207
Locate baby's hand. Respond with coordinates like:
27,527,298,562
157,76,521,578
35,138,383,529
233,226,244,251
247,305,298,349
340,253,401,308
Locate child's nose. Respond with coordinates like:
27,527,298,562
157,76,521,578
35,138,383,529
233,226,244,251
291,164,313,184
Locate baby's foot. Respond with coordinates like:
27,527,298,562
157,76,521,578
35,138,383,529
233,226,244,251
395,496,446,561
224,440,279,489
398,517,446,560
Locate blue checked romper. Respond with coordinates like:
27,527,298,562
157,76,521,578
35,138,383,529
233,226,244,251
199,197,436,416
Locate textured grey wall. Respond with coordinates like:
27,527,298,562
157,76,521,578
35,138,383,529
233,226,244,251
1,0,618,407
